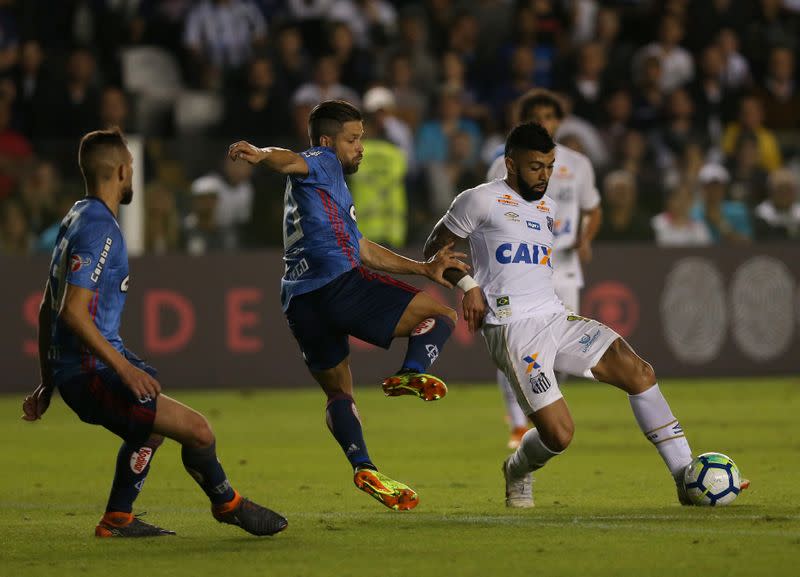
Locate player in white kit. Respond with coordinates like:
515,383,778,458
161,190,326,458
487,89,602,449
424,122,695,507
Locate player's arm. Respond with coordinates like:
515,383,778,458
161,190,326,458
60,283,161,400
577,205,602,264
227,141,309,176
424,220,486,333
22,282,55,421
358,237,469,289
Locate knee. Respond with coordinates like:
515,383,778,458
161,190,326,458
188,413,215,448
539,421,574,453
441,307,458,326
630,358,657,394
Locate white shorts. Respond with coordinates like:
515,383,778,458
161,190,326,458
553,280,579,313
483,313,619,413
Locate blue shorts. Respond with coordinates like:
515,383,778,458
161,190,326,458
286,266,420,371
58,364,158,445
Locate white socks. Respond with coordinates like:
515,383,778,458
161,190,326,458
497,369,529,429
628,383,693,477
507,428,562,478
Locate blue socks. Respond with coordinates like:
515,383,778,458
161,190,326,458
326,393,374,470
106,436,163,513
401,315,455,373
181,441,236,505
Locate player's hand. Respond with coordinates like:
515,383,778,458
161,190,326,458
120,364,161,402
423,242,469,289
22,382,54,421
462,287,487,333
578,239,593,264
228,141,265,164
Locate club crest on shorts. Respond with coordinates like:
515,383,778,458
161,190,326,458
530,372,552,394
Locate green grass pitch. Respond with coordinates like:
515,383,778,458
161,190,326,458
4,377,799,576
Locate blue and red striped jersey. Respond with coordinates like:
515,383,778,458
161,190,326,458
281,146,363,311
46,197,129,384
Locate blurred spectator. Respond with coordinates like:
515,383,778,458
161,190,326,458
328,21,372,94
745,0,799,80
416,87,481,165
386,52,427,130
100,86,131,132
717,28,751,90
347,111,407,248
272,24,311,95
0,197,32,254
596,170,655,242
563,41,609,125
726,133,769,205
651,182,713,246
15,40,47,138
691,163,752,243
491,46,537,129
557,94,609,169
183,0,267,89
424,129,485,218
362,86,414,173
721,94,782,171
38,47,100,139
190,155,254,249
145,181,181,254
631,54,665,133
292,55,359,108
19,160,58,235
220,56,290,142
393,8,436,89
689,43,740,146
652,88,704,171
755,46,800,132
0,0,19,76
599,88,632,163
183,179,232,255
35,188,81,254
0,96,32,198
329,0,397,48
440,50,489,127
754,168,800,239
633,14,694,93
594,5,634,83
685,0,751,53
446,12,482,90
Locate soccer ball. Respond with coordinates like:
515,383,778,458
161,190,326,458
683,452,742,506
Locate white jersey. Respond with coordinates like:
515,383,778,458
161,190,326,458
441,179,564,325
487,144,600,287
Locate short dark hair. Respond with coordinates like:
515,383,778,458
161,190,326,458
78,128,128,184
505,122,556,157
308,100,362,146
518,88,565,121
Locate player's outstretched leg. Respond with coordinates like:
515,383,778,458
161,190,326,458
153,395,288,535
314,359,419,510
497,369,530,449
95,435,176,537
382,293,456,401
590,338,694,505
502,399,573,508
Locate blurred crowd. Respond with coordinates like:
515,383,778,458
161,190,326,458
1,0,799,256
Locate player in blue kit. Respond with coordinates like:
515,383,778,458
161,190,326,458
228,100,468,510
22,129,287,537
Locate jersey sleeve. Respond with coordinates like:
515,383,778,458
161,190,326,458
297,149,341,187
578,156,601,211
441,188,491,238
65,220,119,290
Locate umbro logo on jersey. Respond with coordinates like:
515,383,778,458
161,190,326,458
526,221,540,230
504,212,520,222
